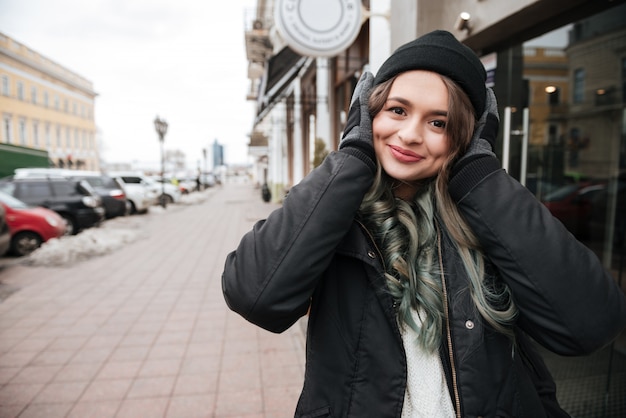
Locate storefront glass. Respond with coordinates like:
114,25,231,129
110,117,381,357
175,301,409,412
497,4,625,416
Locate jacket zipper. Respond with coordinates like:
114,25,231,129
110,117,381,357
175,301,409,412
360,219,458,415
436,223,462,418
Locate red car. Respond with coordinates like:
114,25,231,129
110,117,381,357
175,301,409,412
0,190,66,256
541,182,606,240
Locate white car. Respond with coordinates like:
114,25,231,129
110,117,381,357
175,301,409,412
107,171,157,214
144,176,182,205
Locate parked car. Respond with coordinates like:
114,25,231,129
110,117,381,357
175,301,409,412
0,175,105,236
68,172,129,219
14,168,129,219
586,173,626,248
107,171,156,214
110,172,180,208
148,176,183,205
200,172,217,188
174,177,197,194
0,204,10,256
542,181,606,240
0,190,66,256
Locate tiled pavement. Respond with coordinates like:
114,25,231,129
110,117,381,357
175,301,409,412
0,180,624,418
0,182,305,418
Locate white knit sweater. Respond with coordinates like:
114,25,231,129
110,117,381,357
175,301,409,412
400,309,456,418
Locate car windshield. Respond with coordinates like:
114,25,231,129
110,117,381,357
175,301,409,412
0,190,29,208
100,176,119,188
77,180,97,196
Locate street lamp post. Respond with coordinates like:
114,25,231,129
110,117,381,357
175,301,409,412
202,148,207,190
154,116,168,208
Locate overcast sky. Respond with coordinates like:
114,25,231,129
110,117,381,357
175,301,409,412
0,0,258,170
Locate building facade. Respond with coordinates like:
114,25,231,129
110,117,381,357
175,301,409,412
0,32,100,171
244,0,626,415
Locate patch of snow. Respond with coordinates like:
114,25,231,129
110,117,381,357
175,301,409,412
21,189,213,267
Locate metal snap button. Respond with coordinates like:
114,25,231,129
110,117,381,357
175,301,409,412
367,251,376,258
465,320,475,329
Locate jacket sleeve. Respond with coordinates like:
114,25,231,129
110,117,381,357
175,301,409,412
222,151,374,333
450,156,626,356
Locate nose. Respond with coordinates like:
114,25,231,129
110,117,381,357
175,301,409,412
398,117,423,144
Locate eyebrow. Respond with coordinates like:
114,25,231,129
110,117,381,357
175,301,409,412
386,96,448,117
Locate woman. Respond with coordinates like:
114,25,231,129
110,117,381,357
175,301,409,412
222,30,626,417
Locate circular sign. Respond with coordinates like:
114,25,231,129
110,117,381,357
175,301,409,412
274,0,363,57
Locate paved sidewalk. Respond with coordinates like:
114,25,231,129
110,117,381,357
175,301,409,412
0,181,625,418
0,182,305,418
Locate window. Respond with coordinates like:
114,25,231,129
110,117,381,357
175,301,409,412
54,95,60,110
33,121,39,147
573,68,585,103
17,81,24,100
73,102,77,115
31,86,37,104
3,115,11,144
74,128,79,148
121,176,142,184
66,126,71,148
18,119,26,145
0,182,15,195
56,125,62,147
45,123,51,148
1,75,8,96
50,181,78,197
44,91,49,107
64,99,68,113
18,182,51,200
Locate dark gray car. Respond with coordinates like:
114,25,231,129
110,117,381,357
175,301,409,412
0,176,105,235
68,174,129,219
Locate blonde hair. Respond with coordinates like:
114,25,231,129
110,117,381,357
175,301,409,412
360,74,517,351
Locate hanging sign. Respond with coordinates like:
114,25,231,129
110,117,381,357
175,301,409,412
274,0,362,57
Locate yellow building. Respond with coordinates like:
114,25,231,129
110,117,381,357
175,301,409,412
524,46,569,148
0,32,99,171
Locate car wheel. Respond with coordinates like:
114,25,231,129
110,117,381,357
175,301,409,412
11,231,43,257
160,194,174,206
124,201,132,216
60,214,77,235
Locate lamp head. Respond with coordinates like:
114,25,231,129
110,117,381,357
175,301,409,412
455,12,472,33
154,116,168,138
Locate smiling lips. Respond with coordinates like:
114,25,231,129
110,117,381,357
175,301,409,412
389,145,423,163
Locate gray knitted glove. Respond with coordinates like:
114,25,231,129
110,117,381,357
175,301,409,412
458,87,499,164
339,71,376,173
449,87,501,200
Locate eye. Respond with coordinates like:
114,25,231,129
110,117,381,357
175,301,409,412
387,106,406,116
431,119,447,129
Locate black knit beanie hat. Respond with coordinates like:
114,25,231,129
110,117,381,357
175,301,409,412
374,30,487,116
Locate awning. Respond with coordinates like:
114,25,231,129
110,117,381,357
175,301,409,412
256,46,309,123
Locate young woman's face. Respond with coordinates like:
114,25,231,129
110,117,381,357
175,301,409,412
372,70,451,195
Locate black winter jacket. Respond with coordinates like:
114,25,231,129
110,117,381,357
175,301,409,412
222,150,626,417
